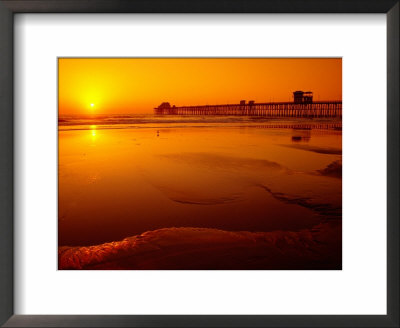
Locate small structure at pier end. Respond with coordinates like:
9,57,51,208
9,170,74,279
158,102,172,110
154,92,341,118
293,91,313,104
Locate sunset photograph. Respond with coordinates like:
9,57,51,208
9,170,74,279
58,58,342,270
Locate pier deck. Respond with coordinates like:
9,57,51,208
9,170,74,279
154,101,342,118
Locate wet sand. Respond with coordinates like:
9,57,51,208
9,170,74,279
58,116,342,269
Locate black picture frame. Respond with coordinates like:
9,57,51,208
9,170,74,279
0,1,398,327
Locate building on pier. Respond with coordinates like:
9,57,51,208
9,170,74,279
158,102,172,109
293,91,313,104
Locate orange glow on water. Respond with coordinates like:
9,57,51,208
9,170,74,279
58,58,342,115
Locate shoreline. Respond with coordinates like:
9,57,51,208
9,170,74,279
58,117,343,132
59,223,341,270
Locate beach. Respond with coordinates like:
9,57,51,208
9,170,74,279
58,115,342,269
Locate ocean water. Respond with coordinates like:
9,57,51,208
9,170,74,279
58,114,342,248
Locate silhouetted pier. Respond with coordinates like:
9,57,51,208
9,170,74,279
154,91,342,118
155,101,342,118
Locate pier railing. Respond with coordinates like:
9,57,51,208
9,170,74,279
154,101,342,118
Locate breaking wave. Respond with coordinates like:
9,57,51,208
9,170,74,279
317,160,342,178
59,223,341,270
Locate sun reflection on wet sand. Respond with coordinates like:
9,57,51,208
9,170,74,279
90,125,97,139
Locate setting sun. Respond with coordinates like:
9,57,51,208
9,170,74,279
58,58,342,115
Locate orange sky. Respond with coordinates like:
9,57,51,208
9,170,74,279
58,58,341,115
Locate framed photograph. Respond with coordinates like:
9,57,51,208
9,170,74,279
0,0,398,327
